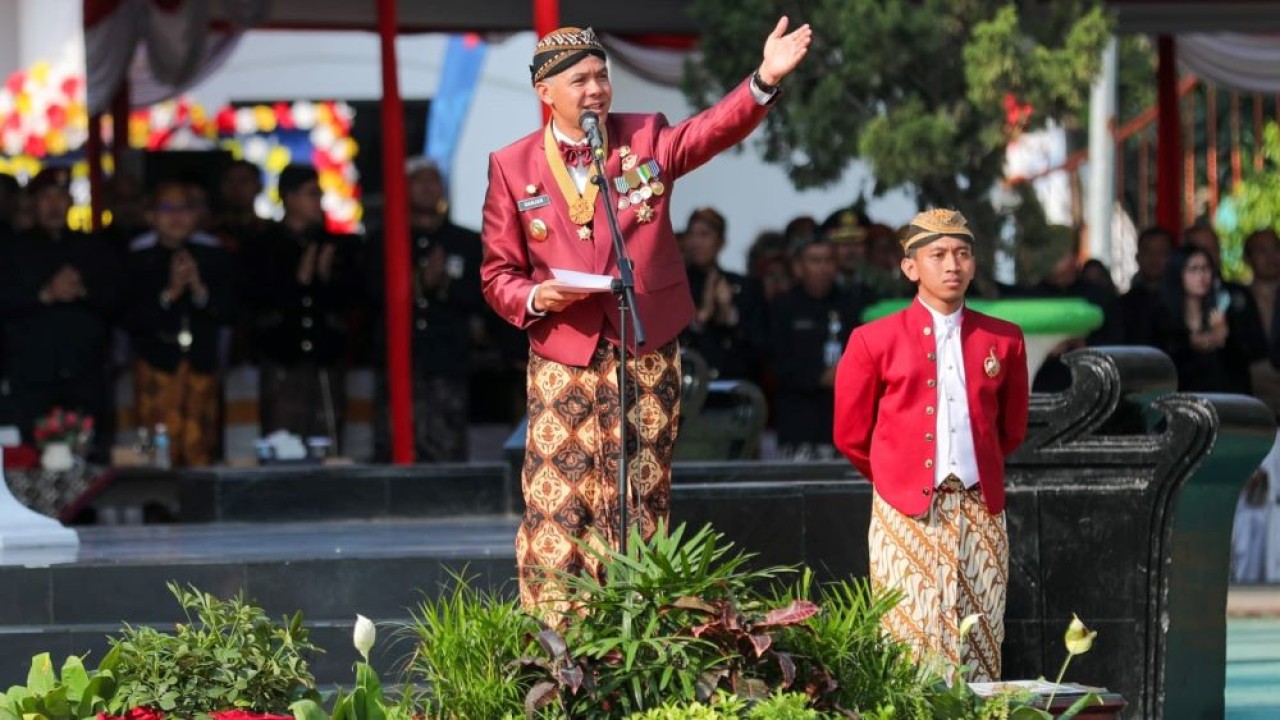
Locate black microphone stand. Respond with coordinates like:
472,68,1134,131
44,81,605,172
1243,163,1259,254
589,143,647,555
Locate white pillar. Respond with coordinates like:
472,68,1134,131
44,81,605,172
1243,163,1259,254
1087,37,1118,265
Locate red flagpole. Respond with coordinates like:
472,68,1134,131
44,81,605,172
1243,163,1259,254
377,0,415,464
533,0,559,123
1155,35,1182,240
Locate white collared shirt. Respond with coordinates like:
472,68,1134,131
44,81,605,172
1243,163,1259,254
921,299,981,488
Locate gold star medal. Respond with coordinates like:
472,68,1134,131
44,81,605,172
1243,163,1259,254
577,225,593,241
984,347,1001,378
525,183,538,195
634,202,654,223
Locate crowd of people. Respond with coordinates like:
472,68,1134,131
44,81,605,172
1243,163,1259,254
1,156,1278,469
676,207,1280,460
0,159,525,467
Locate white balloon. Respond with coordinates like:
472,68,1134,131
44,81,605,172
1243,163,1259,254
243,136,270,164
235,107,257,136
310,124,335,149
292,101,317,130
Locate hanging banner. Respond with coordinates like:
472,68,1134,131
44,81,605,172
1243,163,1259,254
425,33,487,186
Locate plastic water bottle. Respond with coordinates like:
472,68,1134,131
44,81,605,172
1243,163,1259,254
823,310,844,367
153,423,171,469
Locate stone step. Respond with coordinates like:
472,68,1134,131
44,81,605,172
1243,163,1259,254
0,517,520,686
86,462,517,524
83,460,853,526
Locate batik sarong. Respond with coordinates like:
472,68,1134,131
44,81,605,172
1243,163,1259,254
868,478,1008,681
517,339,681,620
134,359,220,467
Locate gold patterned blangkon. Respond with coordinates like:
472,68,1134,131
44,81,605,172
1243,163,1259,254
532,27,605,83
902,208,975,250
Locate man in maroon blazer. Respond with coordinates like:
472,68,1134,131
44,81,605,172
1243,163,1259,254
833,209,1030,681
481,19,811,617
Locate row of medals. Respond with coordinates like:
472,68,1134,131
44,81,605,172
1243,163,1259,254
527,147,665,242
612,148,665,227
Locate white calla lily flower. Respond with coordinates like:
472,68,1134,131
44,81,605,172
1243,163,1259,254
353,614,376,662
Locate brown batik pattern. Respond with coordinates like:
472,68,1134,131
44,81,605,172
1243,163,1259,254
134,359,221,467
516,339,681,620
868,488,1009,681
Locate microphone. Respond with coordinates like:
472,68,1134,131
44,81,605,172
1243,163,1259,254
579,111,605,160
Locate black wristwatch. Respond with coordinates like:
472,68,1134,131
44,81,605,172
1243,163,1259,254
752,70,779,95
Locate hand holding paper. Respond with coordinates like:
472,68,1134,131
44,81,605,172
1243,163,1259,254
547,267,616,293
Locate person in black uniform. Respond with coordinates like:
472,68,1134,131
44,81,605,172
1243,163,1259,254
678,207,766,382
822,206,870,291
123,180,237,466
1028,245,1122,392
767,234,873,459
369,157,482,462
0,167,121,458
97,173,150,257
240,164,362,447
210,159,268,254
0,173,21,241
1119,226,1173,347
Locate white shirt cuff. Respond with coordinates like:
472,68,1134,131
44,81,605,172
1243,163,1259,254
749,80,778,105
526,285,546,318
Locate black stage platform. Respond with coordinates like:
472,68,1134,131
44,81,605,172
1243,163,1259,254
0,465,858,688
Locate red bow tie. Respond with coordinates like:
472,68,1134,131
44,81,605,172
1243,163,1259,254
558,140,592,168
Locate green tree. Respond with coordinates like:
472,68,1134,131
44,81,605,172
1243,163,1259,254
683,0,1114,270
1219,122,1280,281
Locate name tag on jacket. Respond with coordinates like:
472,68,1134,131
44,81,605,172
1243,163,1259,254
518,195,551,212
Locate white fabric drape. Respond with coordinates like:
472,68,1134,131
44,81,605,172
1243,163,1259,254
85,0,266,114
85,0,147,114
130,30,242,109
600,34,695,88
143,0,211,86
1179,33,1280,93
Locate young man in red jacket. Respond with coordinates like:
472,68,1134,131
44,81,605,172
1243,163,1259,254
834,209,1029,680
481,19,811,617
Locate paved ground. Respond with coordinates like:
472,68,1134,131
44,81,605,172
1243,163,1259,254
1226,616,1280,719
1226,586,1280,718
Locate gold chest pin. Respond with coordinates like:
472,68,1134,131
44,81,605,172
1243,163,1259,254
529,218,548,241
984,347,1001,378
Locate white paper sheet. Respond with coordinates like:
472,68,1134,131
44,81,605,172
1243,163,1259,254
548,267,616,293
